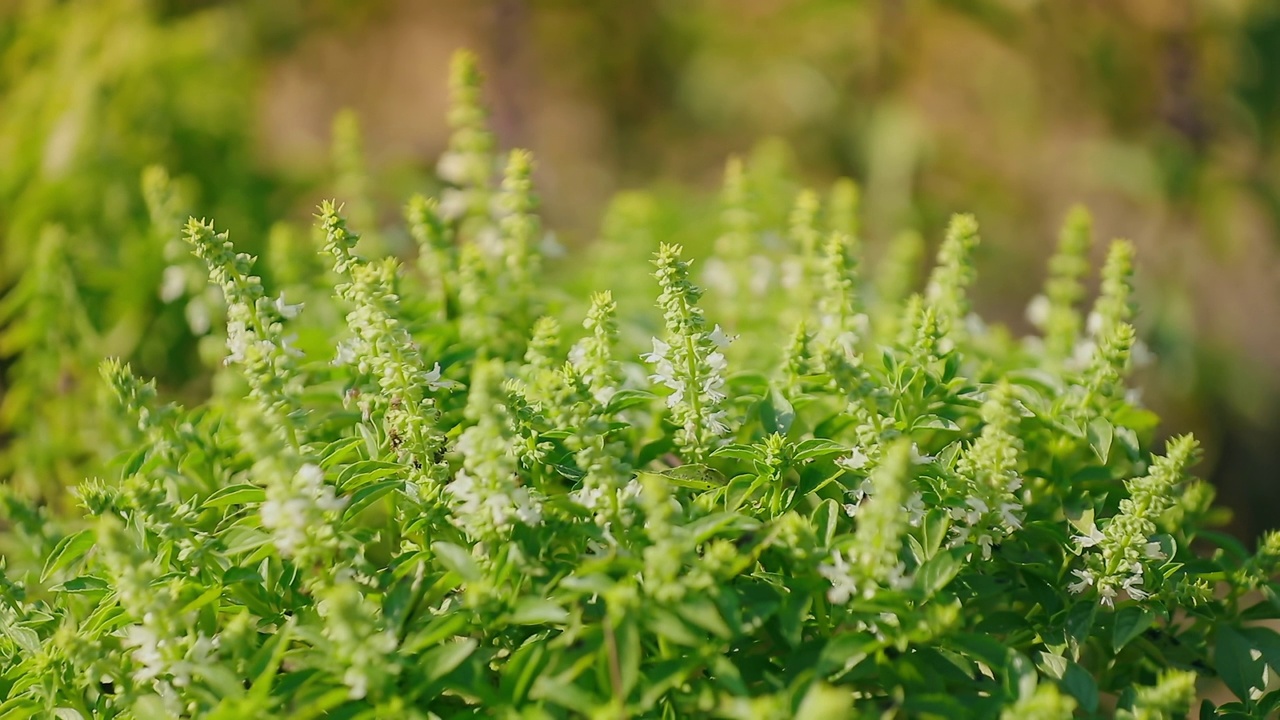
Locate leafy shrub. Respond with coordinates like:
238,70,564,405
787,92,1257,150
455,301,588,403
3,51,1280,720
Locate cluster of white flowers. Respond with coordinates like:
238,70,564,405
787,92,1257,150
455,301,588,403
260,462,346,565
321,202,452,488
1069,435,1195,606
436,50,495,225
643,329,732,429
821,442,914,604
568,291,621,406
447,360,545,544
950,384,1025,560
646,243,735,462
184,218,305,442
316,581,400,700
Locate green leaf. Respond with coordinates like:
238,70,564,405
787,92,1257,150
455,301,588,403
342,478,402,520
40,530,96,582
49,576,109,594
500,639,547,704
432,542,481,582
796,682,856,720
1112,605,1154,652
812,499,840,547
816,633,875,677
1064,602,1096,660
423,638,478,683
1241,626,1280,675
676,596,732,639
1061,660,1099,713
638,464,723,491
318,436,365,468
913,414,960,432
510,598,570,625
915,548,963,598
760,387,795,435
1216,625,1266,703
711,444,765,462
605,389,657,414
1087,417,1113,464
335,460,402,490
791,438,846,463
201,483,265,510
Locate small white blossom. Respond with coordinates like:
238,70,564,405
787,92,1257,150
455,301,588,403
1122,573,1149,601
160,265,187,303
274,294,303,319
838,448,870,471
1073,522,1105,550
1025,293,1051,328
1068,568,1095,595
909,444,935,465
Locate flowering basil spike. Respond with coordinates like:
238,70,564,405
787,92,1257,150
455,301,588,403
1092,238,1136,340
821,440,913,603
1029,206,1093,361
705,157,756,327
438,49,496,224
1130,670,1197,719
952,382,1024,559
1070,434,1199,607
448,359,544,548
319,201,449,491
647,243,733,462
184,217,304,445
924,213,980,340
874,229,925,341
406,194,454,320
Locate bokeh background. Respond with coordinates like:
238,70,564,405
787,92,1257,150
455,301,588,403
2,0,1279,536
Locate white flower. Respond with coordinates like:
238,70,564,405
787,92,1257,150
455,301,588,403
280,333,303,358
1121,573,1148,601
705,410,730,437
1099,584,1118,608
997,501,1023,531
838,448,870,471
225,320,252,364
905,492,926,527
1025,294,1050,328
1067,568,1095,595
423,362,451,391
707,325,735,349
819,551,859,605
909,444,935,465
702,258,736,296
1144,541,1167,561
1086,310,1103,336
274,293,303,319
160,265,187,303
436,151,469,184
334,340,358,366
1072,522,1105,550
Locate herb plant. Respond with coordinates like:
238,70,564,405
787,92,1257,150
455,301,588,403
3,51,1279,720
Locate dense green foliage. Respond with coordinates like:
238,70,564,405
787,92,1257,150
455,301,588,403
2,52,1280,719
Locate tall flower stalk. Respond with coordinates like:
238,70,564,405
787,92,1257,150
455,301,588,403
645,243,732,463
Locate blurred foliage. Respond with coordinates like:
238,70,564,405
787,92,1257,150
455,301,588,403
1,0,1279,537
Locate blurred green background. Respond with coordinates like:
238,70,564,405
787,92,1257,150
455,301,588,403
2,0,1278,536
